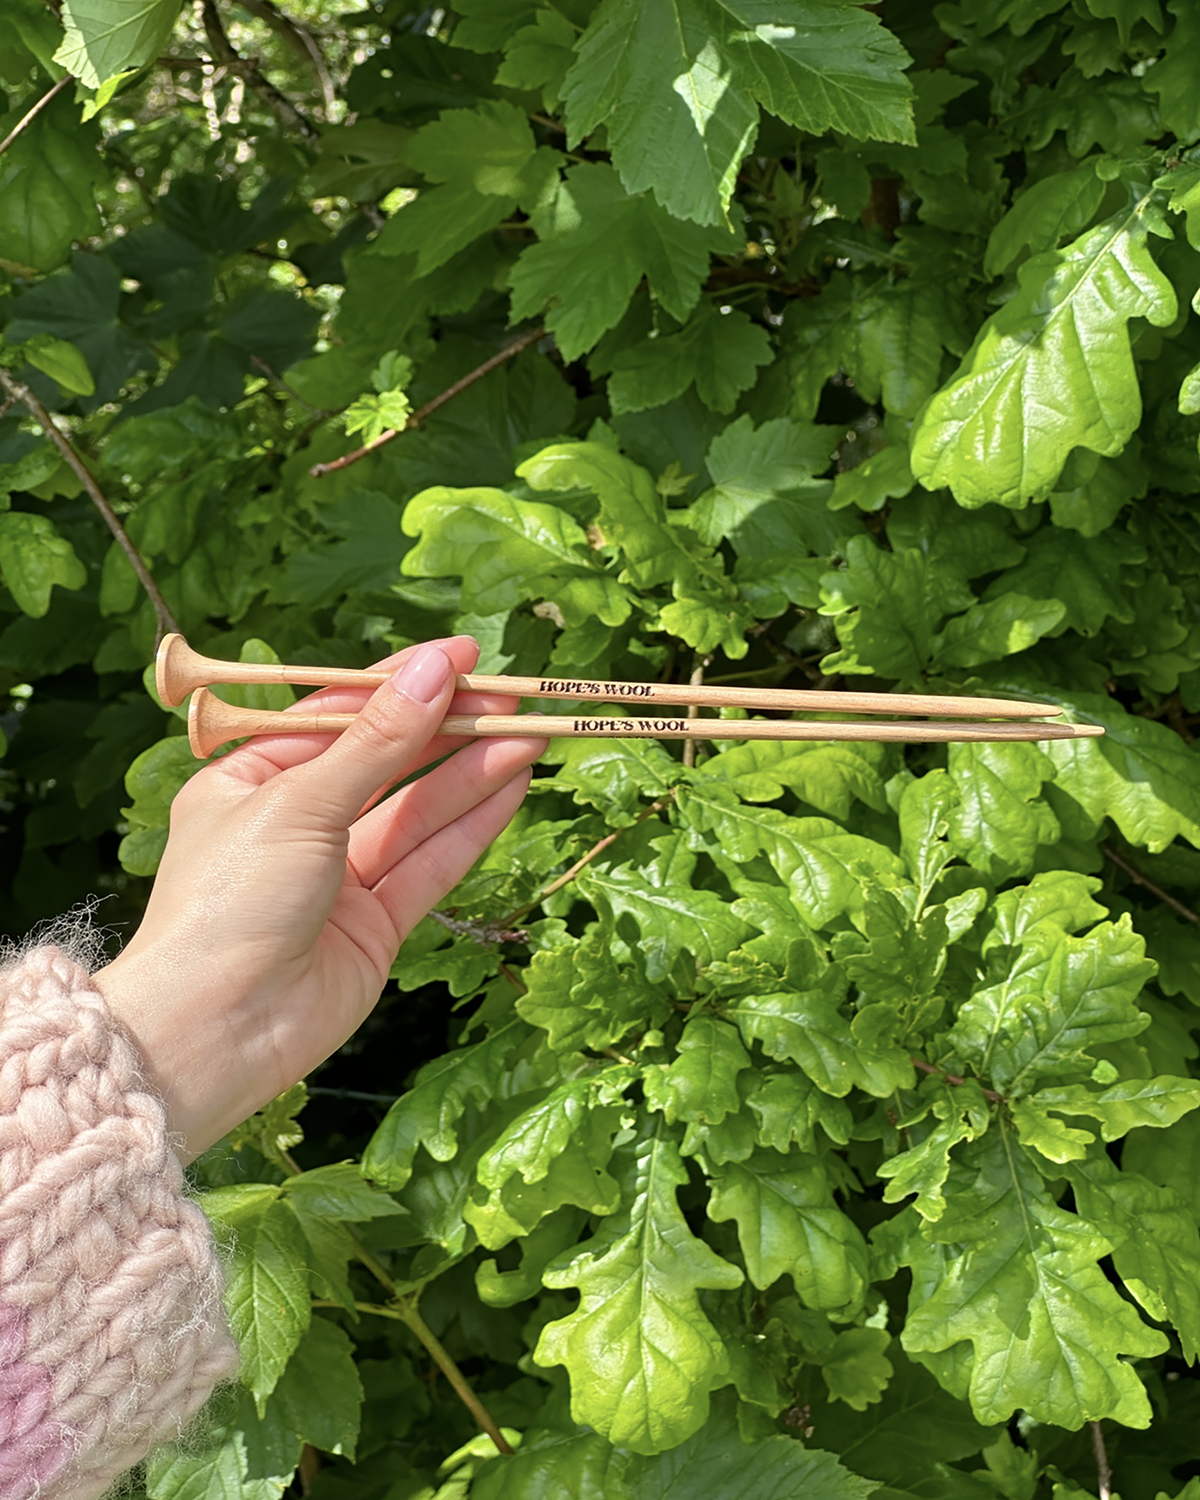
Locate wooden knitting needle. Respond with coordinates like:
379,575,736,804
187,688,1103,760
157,634,1061,720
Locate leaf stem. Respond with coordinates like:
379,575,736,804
910,1056,1004,1104
504,797,669,924
681,652,713,769
1090,1419,1112,1500
1102,842,1198,925
0,74,72,157
399,1300,515,1455
309,327,546,477
0,369,180,643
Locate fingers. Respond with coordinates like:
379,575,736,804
215,636,520,785
274,643,462,830
347,731,547,890
369,770,535,942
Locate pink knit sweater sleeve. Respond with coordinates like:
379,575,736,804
0,947,239,1500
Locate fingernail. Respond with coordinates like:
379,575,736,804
394,644,450,704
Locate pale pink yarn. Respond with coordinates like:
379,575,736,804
0,948,238,1500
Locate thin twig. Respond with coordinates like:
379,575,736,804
0,74,72,157
402,1303,514,1454
306,1086,399,1104
682,652,713,769
504,798,669,924
200,0,318,139
1090,1420,1112,1500
0,370,180,643
1102,843,1199,925
911,1057,1004,1105
428,908,529,945
310,327,546,477
249,355,330,416
234,0,337,115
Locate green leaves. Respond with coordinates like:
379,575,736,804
707,1148,869,1309
402,483,631,627
563,0,913,225
0,91,104,271
374,100,560,273
203,1184,313,1403
14,0,1200,1489
817,537,1064,683
608,304,772,415
54,0,182,87
899,1127,1167,1429
520,440,755,655
508,164,736,361
361,1019,531,1190
0,512,87,616
535,1115,743,1453
911,190,1178,506
948,910,1153,1096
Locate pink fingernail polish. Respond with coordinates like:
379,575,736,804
394,645,450,704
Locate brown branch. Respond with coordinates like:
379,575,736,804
428,908,529,945
504,797,670,924
1102,843,1199,925
200,0,318,139
297,1446,321,1496
309,326,547,478
911,1057,1004,1105
0,75,71,157
1090,1420,1112,1500
0,370,179,644
232,0,337,116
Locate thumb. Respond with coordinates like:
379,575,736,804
284,643,455,827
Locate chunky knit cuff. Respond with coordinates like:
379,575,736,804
0,947,238,1500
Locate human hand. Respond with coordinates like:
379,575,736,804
92,637,546,1162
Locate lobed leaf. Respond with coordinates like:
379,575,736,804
911,191,1177,507
535,1116,744,1453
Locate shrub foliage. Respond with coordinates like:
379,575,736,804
4,0,1200,1495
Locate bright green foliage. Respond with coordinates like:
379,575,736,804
7,0,1200,1495
535,1116,744,1453
562,0,914,226
910,191,1178,507
54,0,181,87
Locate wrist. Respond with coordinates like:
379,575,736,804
92,944,239,1163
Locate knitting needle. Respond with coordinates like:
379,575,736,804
157,633,1061,720
187,688,1102,760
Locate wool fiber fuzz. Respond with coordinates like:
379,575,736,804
0,947,237,1500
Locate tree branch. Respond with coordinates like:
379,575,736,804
1102,843,1199,925
200,0,318,139
309,326,547,478
232,0,337,116
0,75,72,158
0,370,180,644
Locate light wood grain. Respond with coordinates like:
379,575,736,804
187,688,1104,760
158,633,1063,720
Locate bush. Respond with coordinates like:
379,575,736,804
3,1,1200,1495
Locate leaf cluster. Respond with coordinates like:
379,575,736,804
5,0,1200,1497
